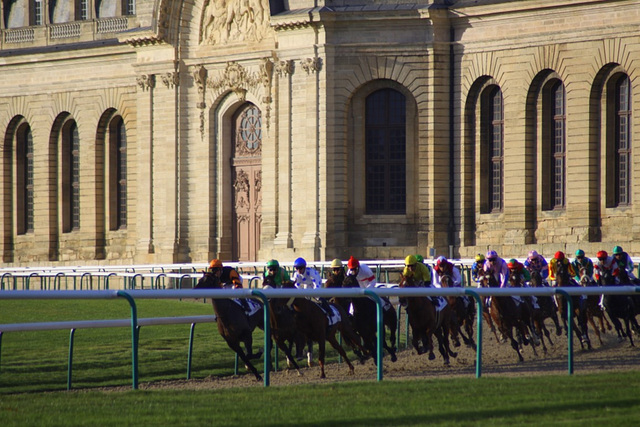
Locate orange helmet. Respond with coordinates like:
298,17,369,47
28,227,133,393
209,259,223,269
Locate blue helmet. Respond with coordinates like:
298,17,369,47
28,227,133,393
293,257,307,268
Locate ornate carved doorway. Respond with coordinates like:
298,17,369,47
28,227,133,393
231,103,262,261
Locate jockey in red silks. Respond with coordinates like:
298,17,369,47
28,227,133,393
346,256,377,288
594,250,620,284
432,256,462,288
482,250,509,288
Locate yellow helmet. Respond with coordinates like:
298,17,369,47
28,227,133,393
330,259,343,268
405,255,417,266
475,253,485,262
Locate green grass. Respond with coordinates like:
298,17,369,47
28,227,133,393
1,300,640,426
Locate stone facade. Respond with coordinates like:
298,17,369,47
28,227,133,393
0,0,639,267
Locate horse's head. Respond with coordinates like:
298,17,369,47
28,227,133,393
578,266,595,287
508,271,521,287
262,274,277,289
479,272,498,288
342,274,360,289
555,260,572,286
598,268,615,286
399,274,416,288
195,271,222,289
529,269,543,287
439,273,453,288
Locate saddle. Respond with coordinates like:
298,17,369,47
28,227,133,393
317,302,341,327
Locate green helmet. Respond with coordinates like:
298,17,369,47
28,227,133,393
266,259,279,268
405,255,417,266
416,254,424,263
575,249,585,257
613,246,623,255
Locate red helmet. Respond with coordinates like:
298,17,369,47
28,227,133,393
596,250,608,260
554,251,565,261
347,256,360,269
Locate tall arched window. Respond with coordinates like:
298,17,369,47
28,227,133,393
61,120,80,232
606,72,632,207
16,123,34,235
109,116,127,229
481,85,503,213
542,80,566,210
365,88,406,214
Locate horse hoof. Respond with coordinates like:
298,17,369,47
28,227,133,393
390,354,398,363
449,351,458,358
256,376,263,382
453,341,461,348
428,353,435,361
443,360,450,366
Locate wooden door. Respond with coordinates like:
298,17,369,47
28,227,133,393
231,104,262,261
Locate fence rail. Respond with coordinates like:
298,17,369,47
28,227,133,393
1,285,639,391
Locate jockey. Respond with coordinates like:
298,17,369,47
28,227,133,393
471,253,485,287
402,254,432,286
482,250,509,288
524,250,549,282
263,259,290,288
292,257,332,313
571,249,594,282
416,254,434,278
507,258,531,283
209,259,248,311
548,251,576,284
612,246,637,283
209,259,243,288
594,250,620,284
346,256,377,288
325,258,346,287
432,256,462,288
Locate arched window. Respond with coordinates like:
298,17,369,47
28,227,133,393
365,88,406,214
61,120,79,232
481,85,503,213
16,123,34,235
109,116,127,229
606,72,632,207
542,80,566,210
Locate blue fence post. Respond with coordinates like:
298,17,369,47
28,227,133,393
187,323,196,379
555,288,573,375
67,328,76,390
250,289,271,387
464,288,484,378
363,289,384,381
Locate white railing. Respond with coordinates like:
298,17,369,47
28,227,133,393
49,22,82,39
96,17,129,34
3,28,35,43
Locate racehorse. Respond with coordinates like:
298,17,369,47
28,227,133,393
529,270,563,337
341,274,398,364
578,267,612,346
553,261,592,350
279,280,369,378
195,272,265,381
398,274,457,365
261,275,303,375
509,272,548,354
598,269,638,347
478,273,504,343
439,274,477,350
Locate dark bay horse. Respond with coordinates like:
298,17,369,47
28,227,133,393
439,274,476,351
529,270,563,337
280,280,368,378
195,272,264,381
509,272,548,354
478,273,503,343
578,267,612,346
553,261,592,350
398,274,457,365
488,286,535,362
598,269,638,347
341,274,398,364
261,275,303,375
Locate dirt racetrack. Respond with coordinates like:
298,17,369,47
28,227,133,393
131,318,640,392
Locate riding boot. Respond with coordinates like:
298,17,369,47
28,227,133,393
320,298,332,315
240,299,250,313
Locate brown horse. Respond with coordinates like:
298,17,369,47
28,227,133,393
598,268,638,346
529,270,563,337
553,261,592,350
280,280,368,378
578,267,612,346
398,274,457,365
509,272,547,355
261,275,303,375
341,274,398,364
195,272,264,381
478,273,503,343
439,274,477,351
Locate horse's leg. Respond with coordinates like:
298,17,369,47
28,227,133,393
226,339,262,382
384,310,398,362
433,328,451,366
275,336,302,375
317,339,327,379
326,333,356,375
306,339,314,367
587,312,604,346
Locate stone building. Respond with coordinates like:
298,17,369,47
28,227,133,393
0,0,638,266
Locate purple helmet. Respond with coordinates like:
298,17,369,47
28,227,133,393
486,250,498,260
528,250,539,260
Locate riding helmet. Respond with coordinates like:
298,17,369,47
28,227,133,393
596,250,608,260
330,258,343,268
266,259,279,268
613,246,624,255
209,259,223,269
416,254,425,263
405,255,417,266
347,256,360,269
507,259,517,269
575,249,585,257
293,257,307,268
486,250,498,260
554,251,565,260
436,256,447,266
474,253,485,262
528,250,539,260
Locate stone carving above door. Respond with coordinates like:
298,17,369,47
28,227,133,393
200,0,271,46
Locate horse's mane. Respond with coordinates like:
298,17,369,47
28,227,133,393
262,274,276,288
343,274,359,288
195,271,220,289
